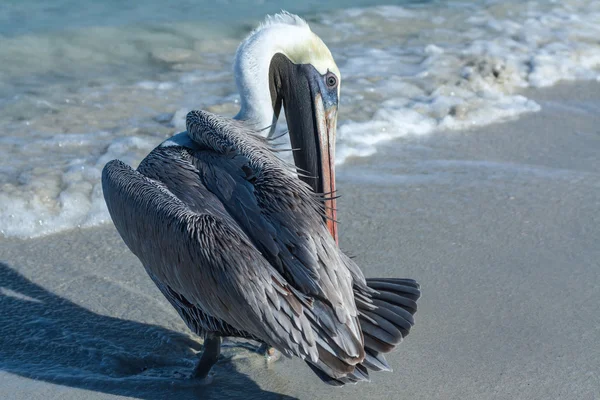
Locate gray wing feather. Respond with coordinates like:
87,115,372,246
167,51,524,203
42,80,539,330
184,111,365,361
102,159,318,362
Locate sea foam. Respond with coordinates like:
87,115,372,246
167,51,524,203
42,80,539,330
325,1,600,163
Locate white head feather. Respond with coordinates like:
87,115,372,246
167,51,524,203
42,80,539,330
233,11,340,132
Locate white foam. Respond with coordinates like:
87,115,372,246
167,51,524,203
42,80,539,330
325,0,600,164
0,133,157,238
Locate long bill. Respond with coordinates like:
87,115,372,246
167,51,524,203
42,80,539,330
312,94,338,243
269,56,339,243
284,85,338,244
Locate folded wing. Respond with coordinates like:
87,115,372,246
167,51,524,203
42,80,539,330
102,158,319,362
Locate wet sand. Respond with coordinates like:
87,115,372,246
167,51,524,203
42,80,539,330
1,81,599,399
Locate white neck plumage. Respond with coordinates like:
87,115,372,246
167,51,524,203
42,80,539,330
232,12,339,137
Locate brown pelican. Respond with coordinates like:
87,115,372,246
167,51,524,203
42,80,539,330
102,12,420,386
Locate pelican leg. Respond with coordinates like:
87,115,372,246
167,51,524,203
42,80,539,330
191,333,222,381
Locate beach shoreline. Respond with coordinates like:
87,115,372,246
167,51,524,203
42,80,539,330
1,81,599,399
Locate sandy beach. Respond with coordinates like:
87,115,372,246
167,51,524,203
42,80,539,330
1,81,599,399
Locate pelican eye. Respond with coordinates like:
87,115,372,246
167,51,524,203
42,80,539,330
325,72,338,89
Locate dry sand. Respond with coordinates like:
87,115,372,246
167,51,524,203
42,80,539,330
1,82,599,399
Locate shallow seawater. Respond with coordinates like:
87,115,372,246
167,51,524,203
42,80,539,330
1,0,600,238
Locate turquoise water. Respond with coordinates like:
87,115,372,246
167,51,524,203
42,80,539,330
0,0,430,36
1,0,600,238
0,0,425,102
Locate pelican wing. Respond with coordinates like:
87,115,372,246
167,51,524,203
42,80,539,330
102,158,319,362
183,111,365,362
102,110,366,370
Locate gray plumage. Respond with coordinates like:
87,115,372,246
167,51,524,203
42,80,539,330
102,110,420,384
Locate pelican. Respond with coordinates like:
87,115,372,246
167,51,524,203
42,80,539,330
102,12,420,385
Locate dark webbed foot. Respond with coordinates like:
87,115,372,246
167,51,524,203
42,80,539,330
191,334,222,383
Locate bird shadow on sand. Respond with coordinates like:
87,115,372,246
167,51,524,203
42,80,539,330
0,262,297,400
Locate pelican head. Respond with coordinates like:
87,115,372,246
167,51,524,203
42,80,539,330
234,12,340,242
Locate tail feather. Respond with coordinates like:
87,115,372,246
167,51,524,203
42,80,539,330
371,293,418,317
312,343,356,379
305,361,346,386
363,348,392,372
310,299,363,359
363,332,395,353
306,277,420,385
356,277,420,371
306,357,371,386
301,297,365,384
367,279,421,301
369,300,414,335
359,316,403,346
353,364,370,381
